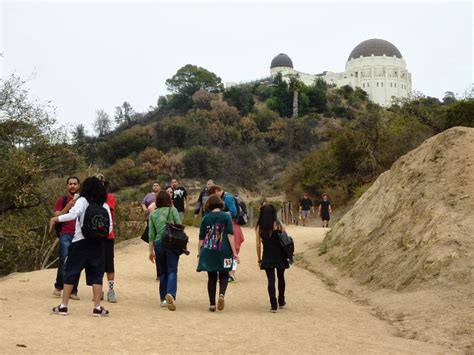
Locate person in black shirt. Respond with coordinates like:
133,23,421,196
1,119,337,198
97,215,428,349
318,194,332,227
170,178,188,220
299,193,314,227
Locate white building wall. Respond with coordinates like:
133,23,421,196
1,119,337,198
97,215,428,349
270,55,412,107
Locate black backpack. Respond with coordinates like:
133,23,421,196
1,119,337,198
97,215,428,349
235,197,248,226
81,202,110,240
54,196,68,238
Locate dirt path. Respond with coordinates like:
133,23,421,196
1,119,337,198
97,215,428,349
0,226,454,353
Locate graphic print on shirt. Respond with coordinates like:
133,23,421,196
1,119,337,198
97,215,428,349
203,223,225,251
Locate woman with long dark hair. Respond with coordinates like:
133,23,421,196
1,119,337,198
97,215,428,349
148,190,182,311
49,176,113,317
255,204,289,313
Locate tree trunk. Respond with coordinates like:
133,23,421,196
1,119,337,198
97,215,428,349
293,90,299,118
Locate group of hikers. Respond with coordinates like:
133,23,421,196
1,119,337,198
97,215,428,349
48,175,331,316
299,193,332,227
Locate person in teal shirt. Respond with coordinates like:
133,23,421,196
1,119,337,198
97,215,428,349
148,191,181,311
197,195,240,312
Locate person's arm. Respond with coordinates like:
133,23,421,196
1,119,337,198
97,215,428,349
255,226,262,266
310,199,315,214
53,195,77,217
184,189,188,212
49,198,84,232
103,204,113,234
329,203,332,214
141,195,149,213
227,234,239,264
197,219,206,257
225,194,237,217
318,204,322,216
194,191,203,217
148,212,157,263
172,207,181,224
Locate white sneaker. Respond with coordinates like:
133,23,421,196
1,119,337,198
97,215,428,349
160,300,168,307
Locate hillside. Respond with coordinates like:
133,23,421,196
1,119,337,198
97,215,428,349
301,126,474,351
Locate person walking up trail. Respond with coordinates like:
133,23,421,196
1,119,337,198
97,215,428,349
170,178,188,221
197,195,240,312
256,204,289,313
52,176,81,300
299,193,314,227
208,185,244,282
141,182,162,280
148,191,182,311
49,176,113,317
97,174,117,303
318,194,332,228
194,179,214,220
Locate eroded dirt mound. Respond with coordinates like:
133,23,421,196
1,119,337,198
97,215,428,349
316,127,474,351
323,126,474,291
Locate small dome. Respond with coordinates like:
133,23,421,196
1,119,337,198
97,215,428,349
348,39,403,61
270,53,293,69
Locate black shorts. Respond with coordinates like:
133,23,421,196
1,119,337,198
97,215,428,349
104,238,115,273
64,239,105,286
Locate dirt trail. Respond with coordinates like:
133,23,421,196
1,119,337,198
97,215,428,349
0,226,454,353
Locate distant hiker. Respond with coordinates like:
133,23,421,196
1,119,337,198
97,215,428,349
97,174,117,303
197,195,240,312
141,182,161,279
208,185,245,282
142,182,161,215
171,178,188,221
299,193,314,227
52,176,81,300
148,191,182,311
318,194,332,228
49,176,113,317
256,204,289,313
194,179,214,219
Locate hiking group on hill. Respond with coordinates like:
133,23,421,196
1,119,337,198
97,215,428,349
47,177,323,316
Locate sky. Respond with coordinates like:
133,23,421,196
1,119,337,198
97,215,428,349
1,1,473,133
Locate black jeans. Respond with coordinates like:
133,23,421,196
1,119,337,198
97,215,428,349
207,271,229,306
265,268,286,310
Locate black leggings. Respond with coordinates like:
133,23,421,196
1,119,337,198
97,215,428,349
207,271,229,306
265,268,286,310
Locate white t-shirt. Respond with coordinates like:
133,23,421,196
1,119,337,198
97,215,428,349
58,197,113,243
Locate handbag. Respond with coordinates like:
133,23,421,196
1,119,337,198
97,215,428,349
277,222,294,263
162,207,189,254
141,224,149,243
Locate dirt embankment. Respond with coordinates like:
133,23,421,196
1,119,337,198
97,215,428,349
301,127,474,352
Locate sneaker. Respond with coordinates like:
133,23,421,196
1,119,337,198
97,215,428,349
209,305,216,312
107,289,117,303
70,293,80,301
53,289,61,297
279,302,286,309
160,300,168,308
228,275,236,283
92,306,109,317
165,293,176,311
52,305,68,315
217,294,225,311
270,309,278,313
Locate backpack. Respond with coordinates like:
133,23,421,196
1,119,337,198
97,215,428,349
81,202,110,240
235,197,248,226
54,196,68,238
277,222,294,264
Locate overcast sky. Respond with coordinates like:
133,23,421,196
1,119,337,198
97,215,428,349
1,1,472,133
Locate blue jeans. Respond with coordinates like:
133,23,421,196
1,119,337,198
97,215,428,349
54,234,79,293
155,240,179,301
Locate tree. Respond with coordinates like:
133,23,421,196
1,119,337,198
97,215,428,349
71,124,86,145
443,91,456,104
223,86,255,116
289,75,303,118
94,109,112,136
114,101,135,126
165,65,223,112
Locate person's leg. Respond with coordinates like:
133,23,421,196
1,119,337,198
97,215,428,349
277,268,286,307
86,241,109,316
218,271,229,296
104,239,116,302
155,241,167,301
207,272,218,306
165,250,179,299
54,234,76,293
264,268,278,310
